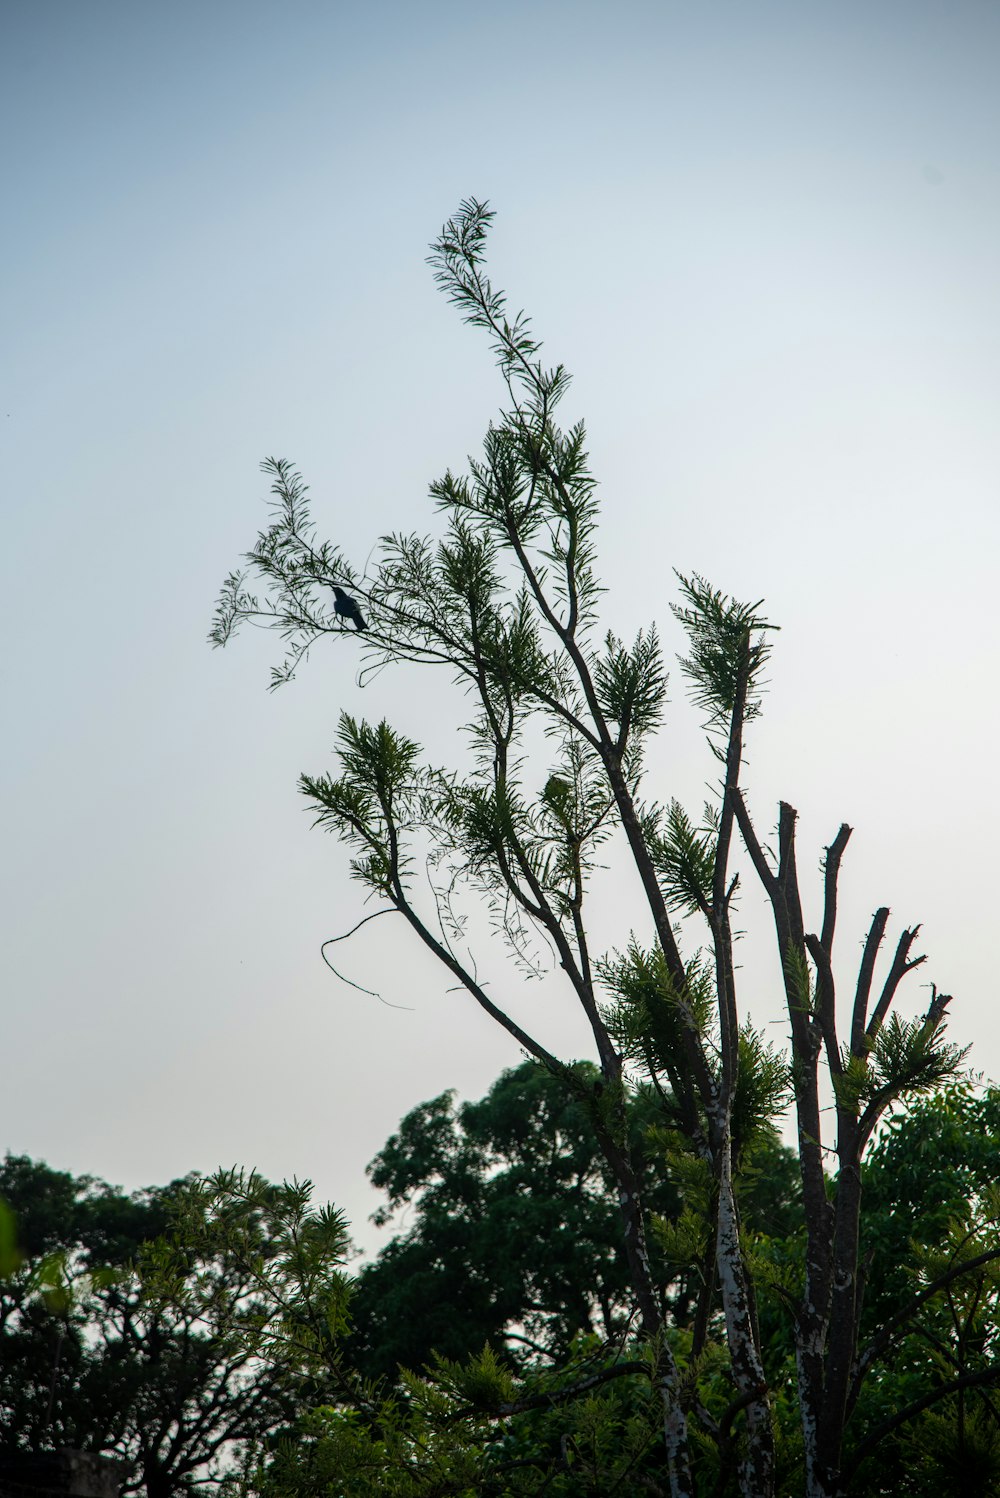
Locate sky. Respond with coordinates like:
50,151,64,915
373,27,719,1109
2,0,999,1254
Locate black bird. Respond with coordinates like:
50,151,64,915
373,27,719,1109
332,586,367,631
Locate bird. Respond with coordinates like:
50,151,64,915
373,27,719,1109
331,586,368,631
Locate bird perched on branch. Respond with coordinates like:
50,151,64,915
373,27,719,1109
331,586,367,631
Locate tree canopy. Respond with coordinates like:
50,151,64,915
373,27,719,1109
0,1158,348,1498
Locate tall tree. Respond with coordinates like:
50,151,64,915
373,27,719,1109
211,199,995,1498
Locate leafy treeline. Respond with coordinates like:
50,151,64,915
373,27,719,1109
3,1074,999,1495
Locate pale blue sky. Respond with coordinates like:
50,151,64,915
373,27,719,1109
3,0,999,1248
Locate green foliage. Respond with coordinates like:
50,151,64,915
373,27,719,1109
593,626,667,749
865,1010,969,1102
845,1087,1000,1493
599,941,715,1082
151,1169,354,1379
670,573,777,745
0,1156,339,1497
9,1081,1000,1495
428,1344,517,1411
783,943,815,1020
649,801,716,918
730,1027,792,1160
906,1401,1000,1497
209,458,359,689
0,1200,22,1280
345,1056,806,1497
833,1011,970,1127
860,1087,1000,1325
599,946,787,1159
258,1341,667,1498
301,714,424,896
349,1061,677,1382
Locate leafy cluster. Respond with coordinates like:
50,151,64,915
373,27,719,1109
0,1159,308,1495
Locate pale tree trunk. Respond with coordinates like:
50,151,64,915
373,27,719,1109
715,1131,774,1498
660,1390,696,1498
596,1116,696,1497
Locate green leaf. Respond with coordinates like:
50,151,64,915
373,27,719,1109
671,572,778,738
650,801,715,916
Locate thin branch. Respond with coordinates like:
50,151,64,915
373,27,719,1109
732,791,777,896
388,875,569,1080
493,1359,649,1417
320,914,414,1009
853,1245,1000,1394
804,933,842,1081
819,825,852,954
846,1366,1000,1477
712,635,752,1108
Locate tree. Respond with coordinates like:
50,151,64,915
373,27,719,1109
846,1086,1000,1495
0,1158,347,1498
350,1058,800,1385
4,1092,996,1496
211,199,996,1498
351,1059,647,1381
0,1155,177,1472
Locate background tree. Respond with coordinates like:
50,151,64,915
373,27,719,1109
350,1058,800,1385
844,1086,1000,1495
212,199,997,1498
351,1059,642,1381
0,1157,347,1498
0,1155,174,1467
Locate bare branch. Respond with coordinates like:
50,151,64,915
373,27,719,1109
850,908,890,1058
865,926,926,1042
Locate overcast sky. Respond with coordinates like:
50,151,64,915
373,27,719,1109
3,0,998,1252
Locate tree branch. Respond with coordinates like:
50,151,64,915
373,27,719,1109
846,1366,1000,1478
853,1245,1000,1397
850,908,889,1058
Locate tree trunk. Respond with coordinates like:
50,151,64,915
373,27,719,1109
715,1133,775,1498
594,1113,696,1497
